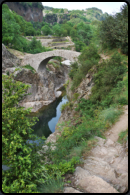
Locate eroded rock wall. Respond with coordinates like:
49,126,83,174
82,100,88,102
2,44,21,73
5,2,43,22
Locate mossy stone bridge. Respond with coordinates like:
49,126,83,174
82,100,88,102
21,50,80,72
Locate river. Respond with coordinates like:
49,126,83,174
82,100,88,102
29,92,68,143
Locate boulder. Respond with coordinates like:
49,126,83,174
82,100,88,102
55,91,62,98
77,175,119,193
20,101,53,113
74,167,91,182
2,44,21,73
83,156,117,184
64,187,83,193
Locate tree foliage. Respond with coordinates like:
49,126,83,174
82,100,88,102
2,4,51,53
69,44,100,90
91,52,127,102
41,24,52,35
2,73,48,193
99,3,128,54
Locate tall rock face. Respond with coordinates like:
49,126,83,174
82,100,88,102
45,13,57,25
2,44,21,73
5,2,43,22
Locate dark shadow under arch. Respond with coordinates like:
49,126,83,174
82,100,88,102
37,56,67,72
38,57,55,72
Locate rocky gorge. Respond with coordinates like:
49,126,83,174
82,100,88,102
37,54,128,193
5,2,43,22
2,43,70,112
2,43,128,193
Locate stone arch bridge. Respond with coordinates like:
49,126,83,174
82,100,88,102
21,49,80,72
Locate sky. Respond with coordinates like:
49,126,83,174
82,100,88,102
42,2,126,15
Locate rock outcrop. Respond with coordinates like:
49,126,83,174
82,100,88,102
5,2,43,22
5,65,69,112
71,135,128,193
2,44,21,73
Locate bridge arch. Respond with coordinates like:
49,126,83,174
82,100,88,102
38,57,55,72
22,50,80,72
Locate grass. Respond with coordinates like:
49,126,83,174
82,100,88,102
37,177,64,193
52,40,69,43
8,48,25,57
118,129,128,145
68,138,98,160
99,107,122,127
22,64,36,73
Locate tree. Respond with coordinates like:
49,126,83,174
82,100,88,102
75,40,86,52
25,22,36,36
2,73,47,193
70,29,78,41
41,24,52,35
2,4,21,46
61,23,72,36
99,3,128,54
52,24,62,36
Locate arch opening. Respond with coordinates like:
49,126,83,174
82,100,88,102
38,57,55,72
37,56,68,73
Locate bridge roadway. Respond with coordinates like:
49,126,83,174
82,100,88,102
21,49,80,72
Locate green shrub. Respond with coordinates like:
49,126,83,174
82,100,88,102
75,98,97,118
60,102,69,112
73,93,80,100
91,52,127,102
69,61,79,80
99,107,121,125
117,97,128,105
60,102,73,112
70,44,100,91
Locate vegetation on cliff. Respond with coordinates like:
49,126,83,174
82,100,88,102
2,4,51,53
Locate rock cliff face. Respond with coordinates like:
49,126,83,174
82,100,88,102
45,13,57,25
5,65,69,112
5,2,43,22
43,72,94,144
2,44,21,73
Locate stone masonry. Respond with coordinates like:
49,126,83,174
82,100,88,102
21,49,80,72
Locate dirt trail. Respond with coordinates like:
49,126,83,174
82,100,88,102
105,105,128,142
64,105,128,193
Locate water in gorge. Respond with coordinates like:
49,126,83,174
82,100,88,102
27,91,68,145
